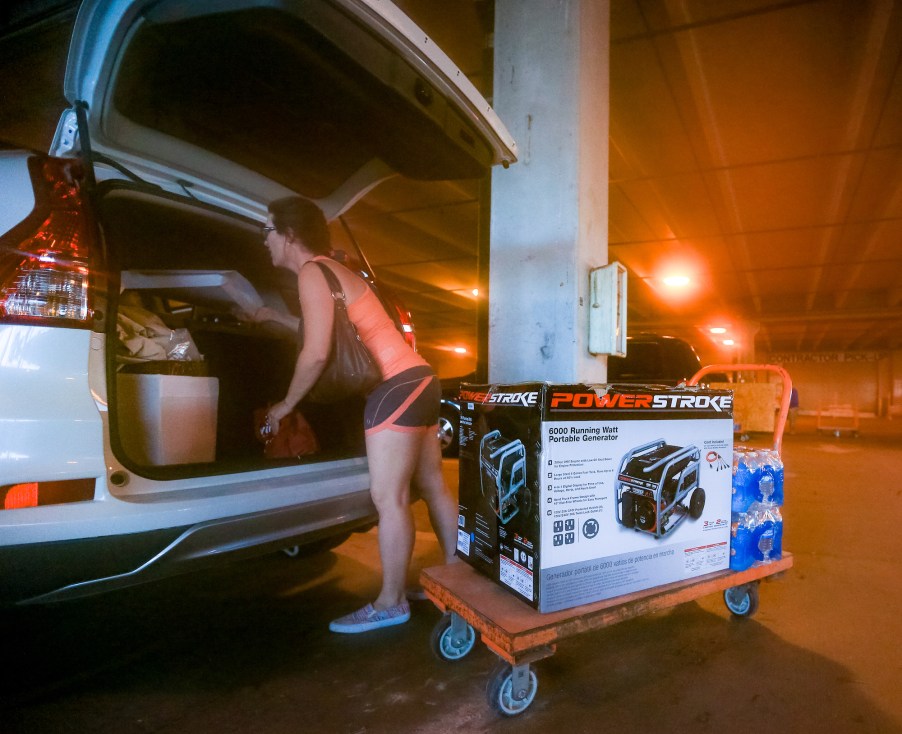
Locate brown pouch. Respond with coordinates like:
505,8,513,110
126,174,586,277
253,407,320,459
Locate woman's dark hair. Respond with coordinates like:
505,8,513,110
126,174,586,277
268,196,331,255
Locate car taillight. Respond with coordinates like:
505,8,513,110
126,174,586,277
393,303,417,351
1,479,95,509
0,157,92,325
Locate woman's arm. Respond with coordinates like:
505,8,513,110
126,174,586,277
267,264,335,428
249,305,300,332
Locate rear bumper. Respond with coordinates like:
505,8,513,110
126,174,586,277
1,490,376,605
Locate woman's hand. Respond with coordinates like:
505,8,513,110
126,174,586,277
265,400,293,436
234,304,300,334
239,305,278,324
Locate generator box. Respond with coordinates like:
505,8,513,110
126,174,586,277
456,382,734,612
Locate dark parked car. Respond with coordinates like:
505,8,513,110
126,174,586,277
438,373,473,458
607,334,705,386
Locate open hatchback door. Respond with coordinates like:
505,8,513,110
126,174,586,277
52,0,517,217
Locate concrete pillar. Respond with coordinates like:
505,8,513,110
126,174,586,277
489,0,610,383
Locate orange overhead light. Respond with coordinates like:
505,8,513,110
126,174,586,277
722,339,735,346
709,326,727,334
662,274,691,288
433,344,472,354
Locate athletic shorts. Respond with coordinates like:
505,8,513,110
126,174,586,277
364,365,440,435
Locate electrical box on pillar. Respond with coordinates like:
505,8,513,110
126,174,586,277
588,262,627,356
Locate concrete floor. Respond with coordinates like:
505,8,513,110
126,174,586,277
3,416,902,733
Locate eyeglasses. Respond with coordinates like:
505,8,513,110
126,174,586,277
261,225,276,240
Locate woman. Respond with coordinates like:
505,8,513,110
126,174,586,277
256,196,459,634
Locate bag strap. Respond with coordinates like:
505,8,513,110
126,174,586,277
311,260,348,310
311,260,370,352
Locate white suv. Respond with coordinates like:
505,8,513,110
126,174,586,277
0,0,516,605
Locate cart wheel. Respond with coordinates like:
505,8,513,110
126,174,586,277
724,582,759,617
486,660,538,716
689,487,706,519
430,614,476,661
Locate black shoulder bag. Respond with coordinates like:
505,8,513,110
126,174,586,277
304,261,382,403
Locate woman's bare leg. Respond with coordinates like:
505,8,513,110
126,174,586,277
412,427,459,564
365,428,421,610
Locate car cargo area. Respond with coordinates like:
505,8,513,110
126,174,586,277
97,185,367,478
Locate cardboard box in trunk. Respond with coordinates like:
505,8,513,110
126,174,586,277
117,373,219,465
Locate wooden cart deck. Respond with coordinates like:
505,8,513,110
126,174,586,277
421,552,793,665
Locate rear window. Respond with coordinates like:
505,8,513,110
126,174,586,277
608,342,664,382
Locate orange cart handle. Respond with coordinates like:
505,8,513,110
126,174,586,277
686,364,793,455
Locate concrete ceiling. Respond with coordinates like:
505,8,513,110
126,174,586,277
371,0,902,368
3,1,901,371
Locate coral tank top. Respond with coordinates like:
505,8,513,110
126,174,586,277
347,286,426,380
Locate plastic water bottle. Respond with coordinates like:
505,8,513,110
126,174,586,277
747,450,764,502
771,504,783,560
748,499,782,564
751,506,775,563
759,450,784,505
729,511,755,571
730,452,742,512
731,450,754,514
758,473,775,504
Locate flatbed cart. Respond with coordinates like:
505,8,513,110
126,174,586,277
421,553,792,716
421,364,794,716
816,404,860,438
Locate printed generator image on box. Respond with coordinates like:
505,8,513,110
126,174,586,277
455,383,734,613
479,430,531,524
616,439,706,539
